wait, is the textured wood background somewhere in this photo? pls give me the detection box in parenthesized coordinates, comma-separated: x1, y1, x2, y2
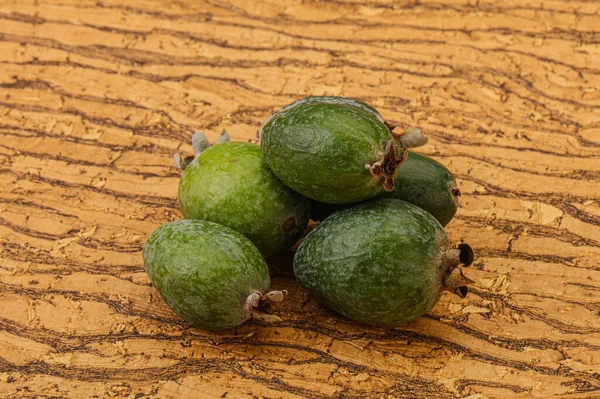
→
(1, 0, 599, 398)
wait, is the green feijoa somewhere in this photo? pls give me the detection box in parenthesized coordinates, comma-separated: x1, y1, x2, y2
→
(294, 198, 473, 327)
(384, 151, 459, 226)
(143, 219, 284, 330)
(310, 151, 460, 226)
(259, 96, 408, 204)
(260, 97, 432, 148)
(177, 133, 310, 257)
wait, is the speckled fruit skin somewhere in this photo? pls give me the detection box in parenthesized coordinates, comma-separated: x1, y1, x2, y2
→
(263, 96, 385, 124)
(260, 97, 398, 204)
(143, 219, 270, 330)
(294, 198, 450, 327)
(385, 151, 459, 226)
(310, 151, 459, 226)
(178, 142, 310, 257)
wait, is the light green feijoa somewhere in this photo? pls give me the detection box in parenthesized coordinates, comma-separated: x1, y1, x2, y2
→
(259, 96, 409, 204)
(177, 132, 310, 257)
(143, 219, 284, 330)
(294, 198, 473, 327)
(311, 151, 460, 226)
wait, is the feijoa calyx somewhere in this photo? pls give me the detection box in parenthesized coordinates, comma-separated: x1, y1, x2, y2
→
(294, 198, 473, 327)
(260, 96, 419, 204)
(311, 151, 460, 226)
(143, 219, 283, 330)
(177, 131, 310, 257)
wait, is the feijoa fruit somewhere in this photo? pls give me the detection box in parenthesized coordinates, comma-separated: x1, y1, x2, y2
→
(143, 219, 283, 330)
(259, 96, 410, 204)
(294, 198, 473, 327)
(177, 132, 310, 257)
(311, 151, 460, 226)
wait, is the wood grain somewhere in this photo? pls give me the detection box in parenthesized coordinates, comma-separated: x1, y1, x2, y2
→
(0, 0, 599, 397)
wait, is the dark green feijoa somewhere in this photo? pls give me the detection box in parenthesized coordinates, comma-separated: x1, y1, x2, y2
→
(176, 132, 310, 257)
(259, 96, 428, 149)
(144, 219, 284, 330)
(259, 96, 410, 204)
(294, 198, 473, 327)
(311, 151, 460, 226)
(385, 151, 459, 226)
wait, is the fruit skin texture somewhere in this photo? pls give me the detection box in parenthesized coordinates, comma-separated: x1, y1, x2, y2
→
(178, 141, 310, 257)
(385, 151, 458, 226)
(260, 96, 385, 126)
(143, 219, 270, 330)
(310, 151, 459, 226)
(294, 198, 451, 327)
(260, 97, 401, 204)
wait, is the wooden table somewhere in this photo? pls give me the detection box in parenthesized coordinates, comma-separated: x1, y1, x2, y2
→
(1, 1, 599, 398)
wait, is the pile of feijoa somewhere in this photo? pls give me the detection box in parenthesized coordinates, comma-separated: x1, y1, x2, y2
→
(144, 96, 474, 330)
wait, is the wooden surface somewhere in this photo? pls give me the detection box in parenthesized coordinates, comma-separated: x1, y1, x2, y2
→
(1, 0, 599, 398)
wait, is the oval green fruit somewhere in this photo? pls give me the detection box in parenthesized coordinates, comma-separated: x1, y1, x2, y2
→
(386, 151, 459, 226)
(260, 96, 408, 204)
(311, 151, 460, 226)
(178, 136, 310, 257)
(144, 219, 282, 330)
(294, 198, 473, 327)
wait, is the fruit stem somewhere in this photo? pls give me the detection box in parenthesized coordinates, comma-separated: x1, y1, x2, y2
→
(365, 139, 408, 191)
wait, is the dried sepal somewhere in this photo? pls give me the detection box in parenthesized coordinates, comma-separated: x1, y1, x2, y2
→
(174, 153, 195, 170)
(192, 131, 211, 156)
(365, 140, 408, 191)
(397, 128, 428, 148)
(214, 129, 231, 145)
(243, 291, 284, 323)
